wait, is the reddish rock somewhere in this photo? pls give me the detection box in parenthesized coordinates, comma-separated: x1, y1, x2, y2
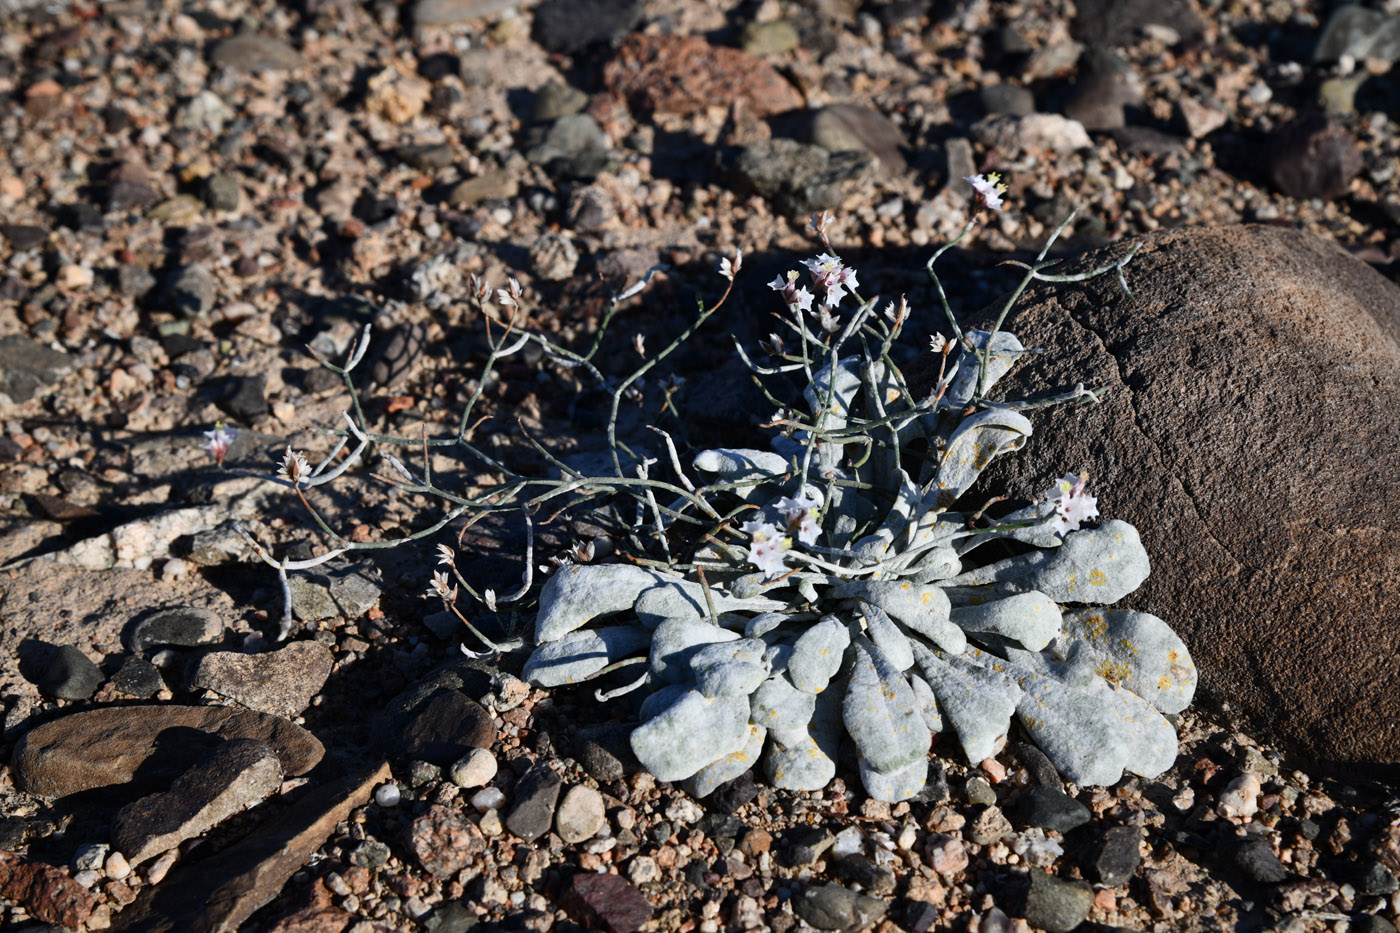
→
(562, 872, 654, 933)
(405, 804, 487, 878)
(264, 906, 354, 933)
(0, 850, 95, 928)
(12, 705, 323, 798)
(603, 34, 802, 119)
(962, 224, 1400, 774)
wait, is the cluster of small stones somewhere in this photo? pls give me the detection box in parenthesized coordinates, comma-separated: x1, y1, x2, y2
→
(524, 324, 1197, 802)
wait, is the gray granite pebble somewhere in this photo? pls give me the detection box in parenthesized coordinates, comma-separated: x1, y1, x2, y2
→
(794, 883, 887, 932)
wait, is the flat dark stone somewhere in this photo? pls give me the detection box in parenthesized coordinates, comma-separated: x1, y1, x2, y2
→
(1014, 785, 1091, 833)
(1023, 870, 1093, 933)
(1093, 824, 1142, 886)
(505, 762, 562, 843)
(395, 689, 496, 764)
(0, 223, 46, 250)
(127, 607, 224, 654)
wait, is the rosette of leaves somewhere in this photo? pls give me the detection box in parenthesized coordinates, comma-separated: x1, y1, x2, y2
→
(523, 225, 1197, 802)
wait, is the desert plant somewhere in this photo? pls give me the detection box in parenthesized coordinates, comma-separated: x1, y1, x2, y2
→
(226, 179, 1196, 800)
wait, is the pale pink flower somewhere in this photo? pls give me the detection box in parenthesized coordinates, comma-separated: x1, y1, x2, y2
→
(278, 446, 311, 485)
(803, 253, 859, 309)
(775, 492, 822, 546)
(718, 248, 743, 281)
(768, 272, 814, 313)
(1045, 472, 1098, 536)
(965, 173, 1008, 212)
(203, 422, 236, 465)
(742, 519, 788, 578)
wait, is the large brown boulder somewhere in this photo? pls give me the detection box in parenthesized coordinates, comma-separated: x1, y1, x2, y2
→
(969, 224, 1400, 775)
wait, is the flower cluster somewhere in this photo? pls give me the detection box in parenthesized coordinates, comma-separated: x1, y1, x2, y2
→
(1046, 472, 1099, 535)
(802, 253, 859, 308)
(742, 519, 789, 578)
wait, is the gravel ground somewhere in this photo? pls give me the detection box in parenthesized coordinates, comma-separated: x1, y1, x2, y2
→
(1, 0, 1399, 931)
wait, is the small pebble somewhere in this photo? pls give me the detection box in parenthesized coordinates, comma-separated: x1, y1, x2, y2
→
(1218, 772, 1262, 821)
(449, 748, 497, 789)
(146, 850, 177, 884)
(105, 851, 131, 881)
(479, 809, 504, 836)
(374, 782, 402, 808)
(472, 787, 506, 811)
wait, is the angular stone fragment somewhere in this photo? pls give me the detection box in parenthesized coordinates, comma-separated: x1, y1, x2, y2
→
(406, 803, 487, 878)
(108, 762, 388, 933)
(112, 738, 283, 866)
(13, 706, 323, 798)
(0, 849, 94, 927)
(562, 872, 653, 933)
(192, 640, 333, 718)
(506, 763, 563, 844)
(630, 690, 750, 782)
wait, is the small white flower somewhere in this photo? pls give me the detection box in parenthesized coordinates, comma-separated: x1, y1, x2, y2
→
(482, 588, 498, 611)
(775, 492, 822, 546)
(278, 446, 311, 485)
(1045, 472, 1099, 536)
(718, 248, 743, 281)
(427, 569, 456, 601)
(883, 295, 909, 325)
(965, 173, 1008, 212)
(742, 519, 789, 578)
(496, 277, 522, 308)
(768, 271, 814, 313)
(436, 544, 455, 567)
(202, 422, 236, 465)
(633, 333, 647, 357)
(807, 210, 834, 240)
(929, 333, 950, 353)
